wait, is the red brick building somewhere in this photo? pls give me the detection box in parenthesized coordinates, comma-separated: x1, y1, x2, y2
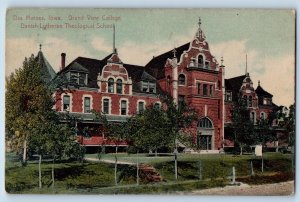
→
(37, 19, 279, 153)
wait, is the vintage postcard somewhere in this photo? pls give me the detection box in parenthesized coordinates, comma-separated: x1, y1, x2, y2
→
(5, 8, 295, 195)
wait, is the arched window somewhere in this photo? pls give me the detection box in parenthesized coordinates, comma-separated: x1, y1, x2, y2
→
(167, 75, 171, 86)
(178, 74, 185, 85)
(243, 95, 248, 106)
(250, 111, 256, 124)
(154, 102, 161, 110)
(198, 117, 213, 128)
(260, 112, 266, 120)
(248, 96, 253, 107)
(198, 55, 204, 67)
(108, 78, 114, 93)
(116, 79, 122, 94)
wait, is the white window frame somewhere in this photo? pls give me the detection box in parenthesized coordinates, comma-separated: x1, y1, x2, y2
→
(107, 77, 115, 93)
(120, 98, 129, 116)
(61, 93, 73, 112)
(137, 100, 146, 114)
(82, 95, 93, 113)
(102, 96, 111, 115)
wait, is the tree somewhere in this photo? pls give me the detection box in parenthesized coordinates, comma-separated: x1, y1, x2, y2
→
(230, 97, 255, 155)
(284, 104, 295, 146)
(6, 54, 84, 166)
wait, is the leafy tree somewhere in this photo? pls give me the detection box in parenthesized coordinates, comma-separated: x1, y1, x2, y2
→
(284, 104, 295, 146)
(230, 97, 255, 155)
(6, 54, 84, 166)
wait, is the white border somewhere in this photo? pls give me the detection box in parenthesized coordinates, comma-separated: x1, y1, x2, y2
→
(1, 1, 299, 202)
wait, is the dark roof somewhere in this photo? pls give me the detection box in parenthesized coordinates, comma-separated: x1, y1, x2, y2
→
(255, 85, 273, 98)
(57, 55, 155, 89)
(145, 42, 190, 79)
(225, 75, 246, 101)
(36, 51, 57, 85)
(67, 62, 89, 73)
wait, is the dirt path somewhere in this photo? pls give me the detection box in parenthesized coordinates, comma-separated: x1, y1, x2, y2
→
(84, 157, 134, 165)
(186, 181, 294, 195)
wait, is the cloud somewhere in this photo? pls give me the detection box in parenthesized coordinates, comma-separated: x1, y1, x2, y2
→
(91, 37, 112, 53)
(6, 37, 93, 76)
(210, 40, 294, 106)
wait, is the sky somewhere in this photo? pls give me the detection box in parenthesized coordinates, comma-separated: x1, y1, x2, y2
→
(5, 8, 295, 107)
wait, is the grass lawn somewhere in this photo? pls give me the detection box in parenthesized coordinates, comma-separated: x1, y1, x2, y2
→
(6, 152, 294, 194)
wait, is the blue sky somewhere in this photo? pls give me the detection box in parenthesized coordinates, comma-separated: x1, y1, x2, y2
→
(6, 8, 295, 106)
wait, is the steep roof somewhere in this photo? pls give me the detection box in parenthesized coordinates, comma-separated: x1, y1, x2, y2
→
(57, 55, 154, 90)
(36, 50, 57, 84)
(145, 42, 190, 79)
(255, 85, 273, 98)
(225, 75, 246, 101)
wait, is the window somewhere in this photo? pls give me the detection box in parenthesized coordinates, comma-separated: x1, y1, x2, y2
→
(218, 80, 221, 90)
(250, 111, 256, 124)
(178, 74, 185, 85)
(108, 78, 114, 93)
(203, 84, 208, 96)
(178, 95, 185, 108)
(138, 101, 145, 114)
(116, 79, 122, 94)
(263, 98, 271, 105)
(154, 102, 160, 110)
(149, 82, 156, 93)
(121, 100, 127, 115)
(70, 72, 78, 84)
(167, 76, 171, 87)
(225, 91, 232, 101)
(260, 112, 266, 120)
(63, 95, 70, 111)
(141, 81, 156, 93)
(70, 72, 87, 85)
(205, 61, 209, 69)
(84, 97, 91, 113)
(79, 73, 86, 85)
(243, 95, 248, 106)
(209, 85, 213, 96)
(198, 55, 204, 67)
(248, 96, 253, 107)
(198, 117, 213, 128)
(103, 99, 110, 114)
(197, 83, 201, 95)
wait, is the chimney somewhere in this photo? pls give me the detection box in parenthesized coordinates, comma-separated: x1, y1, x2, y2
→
(61, 53, 66, 70)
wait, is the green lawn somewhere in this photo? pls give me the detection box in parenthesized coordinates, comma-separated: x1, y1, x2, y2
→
(6, 152, 294, 194)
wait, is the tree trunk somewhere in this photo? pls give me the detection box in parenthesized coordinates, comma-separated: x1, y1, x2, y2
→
(39, 155, 42, 189)
(52, 158, 55, 189)
(22, 139, 27, 164)
(114, 155, 118, 186)
(115, 146, 118, 154)
(174, 153, 178, 180)
(155, 149, 158, 157)
(136, 152, 139, 186)
(240, 146, 243, 155)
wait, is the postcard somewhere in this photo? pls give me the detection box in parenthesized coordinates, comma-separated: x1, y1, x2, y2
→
(5, 8, 295, 195)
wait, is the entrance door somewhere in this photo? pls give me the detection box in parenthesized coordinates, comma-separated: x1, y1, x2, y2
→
(197, 135, 212, 150)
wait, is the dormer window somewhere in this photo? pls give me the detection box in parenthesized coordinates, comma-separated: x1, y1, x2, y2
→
(69, 72, 87, 86)
(263, 98, 272, 105)
(225, 91, 232, 101)
(141, 81, 156, 93)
